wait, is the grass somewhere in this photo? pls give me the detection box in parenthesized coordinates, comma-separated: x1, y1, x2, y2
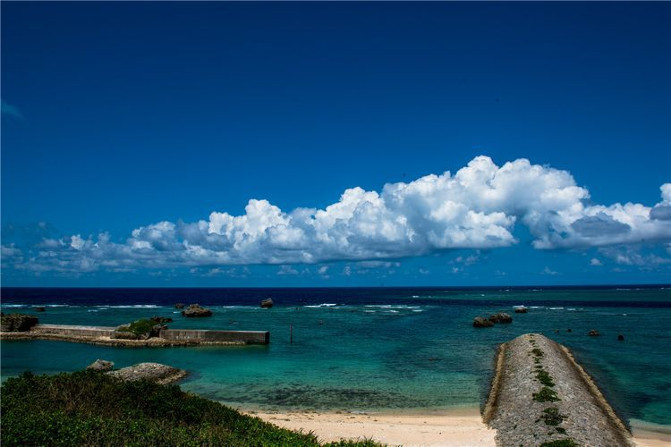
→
(1, 371, 382, 447)
(533, 386, 560, 403)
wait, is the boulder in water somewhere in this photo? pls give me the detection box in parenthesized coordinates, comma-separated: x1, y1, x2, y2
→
(260, 298, 274, 308)
(174, 303, 184, 309)
(181, 304, 213, 318)
(150, 316, 173, 324)
(588, 329, 600, 336)
(489, 312, 513, 323)
(473, 317, 495, 328)
(514, 306, 528, 313)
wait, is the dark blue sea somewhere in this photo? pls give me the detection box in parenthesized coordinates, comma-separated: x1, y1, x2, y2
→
(2, 286, 670, 433)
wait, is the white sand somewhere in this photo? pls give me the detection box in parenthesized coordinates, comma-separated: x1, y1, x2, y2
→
(248, 409, 669, 447)
(249, 408, 495, 447)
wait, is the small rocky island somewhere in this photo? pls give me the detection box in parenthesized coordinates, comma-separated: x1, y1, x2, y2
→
(181, 304, 213, 317)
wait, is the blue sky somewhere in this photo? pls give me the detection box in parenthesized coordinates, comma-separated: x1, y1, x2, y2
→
(2, 2, 670, 287)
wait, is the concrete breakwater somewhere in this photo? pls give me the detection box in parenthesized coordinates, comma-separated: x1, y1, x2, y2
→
(1, 324, 269, 346)
(484, 333, 634, 447)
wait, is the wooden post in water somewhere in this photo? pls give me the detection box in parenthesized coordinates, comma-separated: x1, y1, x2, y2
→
(290, 324, 293, 344)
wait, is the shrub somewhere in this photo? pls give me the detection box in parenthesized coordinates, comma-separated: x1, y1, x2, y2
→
(536, 369, 556, 387)
(116, 319, 161, 338)
(541, 407, 564, 426)
(533, 386, 560, 402)
(1, 371, 381, 447)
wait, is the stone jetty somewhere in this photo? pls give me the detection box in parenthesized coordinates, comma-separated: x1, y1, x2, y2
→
(484, 333, 634, 447)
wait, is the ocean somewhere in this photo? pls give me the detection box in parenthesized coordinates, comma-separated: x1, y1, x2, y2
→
(1, 286, 670, 432)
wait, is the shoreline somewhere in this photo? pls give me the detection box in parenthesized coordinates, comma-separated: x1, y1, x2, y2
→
(240, 407, 671, 447)
(245, 406, 496, 447)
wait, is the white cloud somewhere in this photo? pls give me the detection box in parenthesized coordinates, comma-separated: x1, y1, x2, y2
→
(6, 156, 671, 273)
(599, 246, 671, 267)
(542, 266, 559, 276)
(277, 265, 299, 276)
(589, 258, 603, 266)
(70, 235, 86, 250)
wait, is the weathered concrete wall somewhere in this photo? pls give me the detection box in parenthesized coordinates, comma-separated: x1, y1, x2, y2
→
(3, 324, 270, 346)
(159, 329, 269, 345)
(35, 324, 116, 338)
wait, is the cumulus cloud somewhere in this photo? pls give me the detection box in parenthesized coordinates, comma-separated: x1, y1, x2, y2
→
(598, 246, 671, 267)
(5, 156, 671, 273)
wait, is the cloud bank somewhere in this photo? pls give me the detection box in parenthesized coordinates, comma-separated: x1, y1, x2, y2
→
(4, 156, 671, 273)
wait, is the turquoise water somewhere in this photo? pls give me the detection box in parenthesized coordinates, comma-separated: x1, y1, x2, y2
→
(1, 287, 670, 430)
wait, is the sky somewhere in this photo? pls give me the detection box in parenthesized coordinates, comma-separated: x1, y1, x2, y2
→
(1, 1, 670, 287)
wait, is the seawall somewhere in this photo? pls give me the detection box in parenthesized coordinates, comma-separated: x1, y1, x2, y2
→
(485, 333, 634, 447)
(1, 324, 270, 346)
(160, 328, 269, 344)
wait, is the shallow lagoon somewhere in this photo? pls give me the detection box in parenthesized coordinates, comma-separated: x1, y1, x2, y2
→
(2, 287, 670, 428)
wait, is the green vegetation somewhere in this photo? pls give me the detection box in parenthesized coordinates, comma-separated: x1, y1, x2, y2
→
(536, 369, 556, 387)
(556, 427, 567, 434)
(116, 319, 160, 337)
(539, 439, 580, 447)
(540, 407, 564, 426)
(531, 348, 544, 357)
(533, 386, 560, 402)
(1, 371, 382, 447)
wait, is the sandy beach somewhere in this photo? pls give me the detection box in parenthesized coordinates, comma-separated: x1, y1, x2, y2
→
(249, 408, 496, 447)
(248, 408, 670, 447)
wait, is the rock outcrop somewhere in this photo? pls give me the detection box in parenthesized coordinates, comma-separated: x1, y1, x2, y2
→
(473, 317, 495, 328)
(473, 312, 512, 327)
(1, 313, 39, 332)
(87, 359, 115, 371)
(181, 304, 212, 318)
(107, 362, 187, 385)
(112, 319, 164, 340)
(150, 316, 173, 324)
(260, 298, 274, 308)
(514, 306, 528, 313)
(489, 312, 513, 323)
